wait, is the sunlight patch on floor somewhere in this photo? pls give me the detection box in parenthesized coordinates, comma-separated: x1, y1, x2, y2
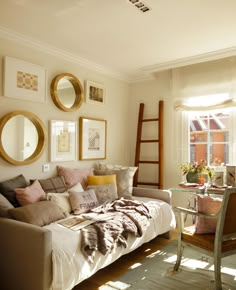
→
(129, 262, 142, 269)
(99, 281, 131, 290)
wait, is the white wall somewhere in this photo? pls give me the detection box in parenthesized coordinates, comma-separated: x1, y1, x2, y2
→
(130, 71, 182, 190)
(0, 37, 131, 181)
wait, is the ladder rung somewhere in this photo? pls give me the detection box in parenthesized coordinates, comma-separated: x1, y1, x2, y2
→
(138, 161, 159, 164)
(141, 139, 159, 143)
(142, 118, 159, 122)
(137, 182, 160, 186)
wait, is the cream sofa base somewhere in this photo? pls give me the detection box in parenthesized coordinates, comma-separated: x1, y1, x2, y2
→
(0, 187, 172, 290)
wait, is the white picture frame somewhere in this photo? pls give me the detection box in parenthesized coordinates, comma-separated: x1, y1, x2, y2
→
(79, 117, 107, 160)
(85, 80, 105, 105)
(3, 56, 47, 103)
(50, 120, 77, 162)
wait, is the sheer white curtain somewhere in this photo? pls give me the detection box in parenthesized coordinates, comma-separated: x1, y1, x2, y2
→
(172, 56, 236, 111)
(172, 56, 236, 164)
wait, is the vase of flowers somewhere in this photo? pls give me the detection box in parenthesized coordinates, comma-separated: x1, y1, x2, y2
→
(179, 160, 214, 185)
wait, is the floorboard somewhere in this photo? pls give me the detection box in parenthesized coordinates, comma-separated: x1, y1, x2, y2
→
(73, 230, 177, 290)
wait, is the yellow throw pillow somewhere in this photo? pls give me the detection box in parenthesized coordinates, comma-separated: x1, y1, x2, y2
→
(87, 175, 117, 193)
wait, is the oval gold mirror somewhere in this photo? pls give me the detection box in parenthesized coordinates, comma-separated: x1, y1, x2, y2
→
(50, 73, 84, 112)
(0, 111, 46, 165)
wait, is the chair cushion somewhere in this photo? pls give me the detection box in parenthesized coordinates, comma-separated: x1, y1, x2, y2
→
(195, 194, 222, 234)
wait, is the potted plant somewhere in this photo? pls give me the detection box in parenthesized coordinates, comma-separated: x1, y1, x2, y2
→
(179, 160, 214, 184)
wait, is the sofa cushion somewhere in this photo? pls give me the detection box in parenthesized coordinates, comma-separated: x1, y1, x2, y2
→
(69, 189, 99, 214)
(0, 174, 28, 207)
(57, 166, 94, 190)
(15, 180, 46, 206)
(96, 162, 138, 195)
(8, 201, 65, 226)
(0, 193, 14, 218)
(94, 168, 133, 198)
(87, 184, 118, 205)
(87, 174, 116, 187)
(47, 192, 72, 216)
(35, 176, 67, 193)
(195, 194, 222, 234)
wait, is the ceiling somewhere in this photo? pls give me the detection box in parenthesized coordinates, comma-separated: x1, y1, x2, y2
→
(1, 0, 236, 82)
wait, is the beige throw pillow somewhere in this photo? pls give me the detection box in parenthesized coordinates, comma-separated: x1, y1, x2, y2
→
(69, 189, 99, 214)
(8, 201, 65, 226)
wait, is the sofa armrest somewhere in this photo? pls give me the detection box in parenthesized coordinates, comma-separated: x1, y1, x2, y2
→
(132, 187, 172, 204)
(0, 218, 52, 290)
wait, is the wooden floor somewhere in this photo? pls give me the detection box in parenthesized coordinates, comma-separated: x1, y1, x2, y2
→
(73, 230, 178, 290)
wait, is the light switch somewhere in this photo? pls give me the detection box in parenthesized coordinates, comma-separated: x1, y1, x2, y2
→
(42, 164, 50, 172)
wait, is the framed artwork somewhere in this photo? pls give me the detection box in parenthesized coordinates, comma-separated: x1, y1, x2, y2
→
(79, 117, 107, 160)
(50, 120, 77, 162)
(3, 56, 47, 103)
(85, 80, 105, 105)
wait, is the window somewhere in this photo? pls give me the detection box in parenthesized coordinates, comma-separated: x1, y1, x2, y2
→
(188, 109, 232, 166)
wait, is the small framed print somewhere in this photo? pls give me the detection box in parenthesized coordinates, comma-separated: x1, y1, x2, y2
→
(79, 117, 107, 160)
(50, 120, 77, 162)
(3, 56, 47, 103)
(85, 80, 105, 105)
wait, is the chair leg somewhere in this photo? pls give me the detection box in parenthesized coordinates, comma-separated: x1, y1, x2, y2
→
(174, 241, 183, 271)
(214, 255, 222, 290)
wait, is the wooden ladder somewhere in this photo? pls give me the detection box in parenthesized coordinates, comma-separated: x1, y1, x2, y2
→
(133, 101, 164, 189)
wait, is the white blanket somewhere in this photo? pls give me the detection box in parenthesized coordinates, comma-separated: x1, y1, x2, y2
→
(44, 197, 176, 290)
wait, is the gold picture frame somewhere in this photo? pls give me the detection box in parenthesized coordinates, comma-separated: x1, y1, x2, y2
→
(3, 56, 47, 103)
(50, 120, 77, 162)
(79, 117, 107, 160)
(85, 80, 105, 105)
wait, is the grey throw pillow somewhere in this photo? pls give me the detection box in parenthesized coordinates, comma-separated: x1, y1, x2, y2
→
(94, 168, 131, 198)
(0, 193, 14, 218)
(0, 174, 28, 207)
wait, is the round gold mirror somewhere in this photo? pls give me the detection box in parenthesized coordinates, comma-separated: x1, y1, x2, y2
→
(0, 111, 46, 165)
(50, 73, 84, 112)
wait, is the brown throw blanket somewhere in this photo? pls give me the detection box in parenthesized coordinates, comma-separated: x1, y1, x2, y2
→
(80, 198, 152, 263)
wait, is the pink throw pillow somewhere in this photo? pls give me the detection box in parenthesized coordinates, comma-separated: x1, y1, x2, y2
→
(195, 194, 222, 234)
(15, 180, 46, 206)
(57, 166, 94, 190)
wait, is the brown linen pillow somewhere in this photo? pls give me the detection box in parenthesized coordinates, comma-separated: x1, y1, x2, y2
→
(0, 193, 14, 218)
(8, 201, 65, 226)
(0, 174, 28, 207)
(69, 189, 99, 214)
(34, 176, 67, 193)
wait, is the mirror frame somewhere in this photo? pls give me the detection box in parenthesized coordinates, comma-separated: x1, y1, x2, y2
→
(50, 73, 84, 112)
(0, 111, 46, 165)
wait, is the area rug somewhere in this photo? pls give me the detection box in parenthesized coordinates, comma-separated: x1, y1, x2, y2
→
(100, 240, 236, 290)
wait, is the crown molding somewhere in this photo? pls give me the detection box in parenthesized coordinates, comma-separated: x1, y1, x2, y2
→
(142, 47, 236, 74)
(0, 25, 129, 82)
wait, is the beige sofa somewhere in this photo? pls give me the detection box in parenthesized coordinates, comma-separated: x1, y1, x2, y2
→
(0, 187, 175, 290)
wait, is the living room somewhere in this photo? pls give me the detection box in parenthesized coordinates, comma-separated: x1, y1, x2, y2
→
(0, 1, 236, 289)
